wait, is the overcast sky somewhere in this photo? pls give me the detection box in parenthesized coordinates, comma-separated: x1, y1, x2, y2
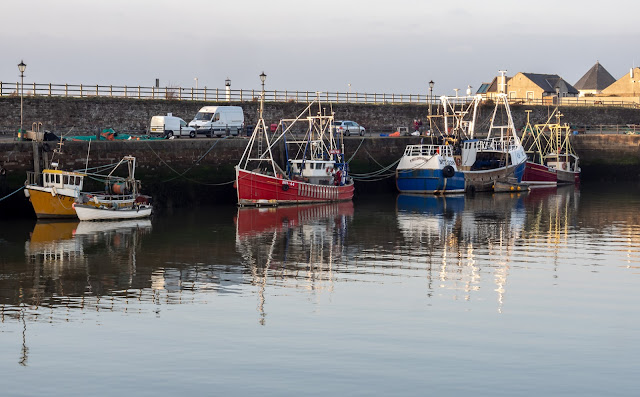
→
(1, 0, 638, 96)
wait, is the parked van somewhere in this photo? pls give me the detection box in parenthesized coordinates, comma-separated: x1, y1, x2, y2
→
(188, 106, 244, 137)
(150, 113, 196, 138)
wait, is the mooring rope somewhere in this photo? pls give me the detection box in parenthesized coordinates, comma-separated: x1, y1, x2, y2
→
(0, 186, 25, 202)
(144, 137, 240, 186)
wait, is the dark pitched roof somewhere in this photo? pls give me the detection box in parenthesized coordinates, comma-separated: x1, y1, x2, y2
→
(574, 62, 616, 91)
(521, 73, 579, 94)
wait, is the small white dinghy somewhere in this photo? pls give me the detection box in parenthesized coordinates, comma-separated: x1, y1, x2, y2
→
(74, 202, 152, 221)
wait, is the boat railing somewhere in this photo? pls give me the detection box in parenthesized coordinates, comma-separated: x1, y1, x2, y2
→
(476, 137, 520, 152)
(25, 171, 41, 186)
(404, 144, 452, 157)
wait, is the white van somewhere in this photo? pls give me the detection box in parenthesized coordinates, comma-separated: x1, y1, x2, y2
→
(150, 113, 196, 138)
(188, 106, 245, 137)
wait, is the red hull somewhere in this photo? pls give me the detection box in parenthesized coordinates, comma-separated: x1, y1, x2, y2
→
(235, 202, 354, 238)
(236, 169, 354, 206)
(522, 161, 557, 186)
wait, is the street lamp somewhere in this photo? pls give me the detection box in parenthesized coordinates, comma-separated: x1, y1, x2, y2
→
(225, 77, 231, 102)
(259, 71, 267, 119)
(18, 60, 26, 139)
(428, 80, 434, 116)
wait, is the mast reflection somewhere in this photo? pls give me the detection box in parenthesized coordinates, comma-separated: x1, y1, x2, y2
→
(235, 202, 354, 324)
(395, 193, 528, 312)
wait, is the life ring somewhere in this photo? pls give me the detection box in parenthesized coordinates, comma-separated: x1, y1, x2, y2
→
(282, 184, 290, 191)
(455, 157, 461, 167)
(326, 167, 333, 175)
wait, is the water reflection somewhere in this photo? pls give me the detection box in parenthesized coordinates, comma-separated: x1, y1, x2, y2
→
(235, 202, 354, 324)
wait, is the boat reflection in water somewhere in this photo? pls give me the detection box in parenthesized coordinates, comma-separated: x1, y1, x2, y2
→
(392, 187, 580, 312)
(14, 220, 152, 317)
(235, 202, 354, 324)
(394, 192, 528, 312)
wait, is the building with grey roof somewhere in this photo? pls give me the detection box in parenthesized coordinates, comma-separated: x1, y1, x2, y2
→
(574, 62, 616, 96)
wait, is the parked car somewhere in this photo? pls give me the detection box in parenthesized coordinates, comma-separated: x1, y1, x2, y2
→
(188, 106, 245, 137)
(332, 120, 366, 136)
(150, 113, 196, 138)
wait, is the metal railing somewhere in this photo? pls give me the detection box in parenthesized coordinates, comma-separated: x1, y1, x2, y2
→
(0, 81, 434, 105)
(1, 81, 638, 108)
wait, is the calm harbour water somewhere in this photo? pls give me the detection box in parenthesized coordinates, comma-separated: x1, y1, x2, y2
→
(1, 182, 639, 396)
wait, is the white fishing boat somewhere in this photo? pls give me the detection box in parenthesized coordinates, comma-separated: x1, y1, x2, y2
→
(74, 156, 152, 221)
(412, 91, 527, 193)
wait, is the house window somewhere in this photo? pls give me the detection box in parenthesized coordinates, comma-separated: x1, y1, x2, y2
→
(508, 91, 517, 100)
(526, 91, 534, 101)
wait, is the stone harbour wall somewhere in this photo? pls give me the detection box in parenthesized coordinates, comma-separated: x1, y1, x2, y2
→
(2, 96, 640, 136)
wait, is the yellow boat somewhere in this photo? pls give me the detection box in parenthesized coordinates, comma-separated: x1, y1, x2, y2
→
(24, 168, 86, 219)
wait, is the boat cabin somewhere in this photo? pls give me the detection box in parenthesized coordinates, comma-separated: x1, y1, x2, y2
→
(289, 159, 338, 185)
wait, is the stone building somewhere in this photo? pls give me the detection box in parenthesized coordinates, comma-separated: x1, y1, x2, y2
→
(479, 72, 578, 103)
(601, 67, 640, 97)
(574, 61, 616, 96)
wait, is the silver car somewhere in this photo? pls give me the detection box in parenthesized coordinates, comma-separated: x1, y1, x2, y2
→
(332, 120, 366, 136)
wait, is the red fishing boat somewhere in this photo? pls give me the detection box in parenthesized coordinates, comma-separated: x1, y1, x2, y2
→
(235, 75, 354, 206)
(521, 108, 580, 186)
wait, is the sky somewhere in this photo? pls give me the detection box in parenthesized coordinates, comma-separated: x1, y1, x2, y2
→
(1, 0, 639, 97)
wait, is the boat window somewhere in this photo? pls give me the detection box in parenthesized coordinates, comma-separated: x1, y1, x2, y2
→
(63, 175, 69, 185)
(55, 174, 60, 184)
(316, 163, 323, 170)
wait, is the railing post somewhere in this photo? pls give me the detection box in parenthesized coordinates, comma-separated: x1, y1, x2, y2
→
(306, 91, 309, 102)
(79, 84, 83, 98)
(125, 85, 127, 98)
(204, 87, 207, 101)
(96, 84, 99, 96)
(138, 86, 141, 99)
(65, 83, 68, 97)
(240, 89, 243, 102)
(49, 83, 52, 97)
(216, 88, 219, 101)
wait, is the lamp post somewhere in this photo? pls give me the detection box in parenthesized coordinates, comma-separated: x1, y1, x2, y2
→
(428, 80, 434, 116)
(194, 77, 198, 100)
(259, 71, 266, 119)
(347, 83, 351, 103)
(225, 77, 231, 102)
(18, 60, 26, 139)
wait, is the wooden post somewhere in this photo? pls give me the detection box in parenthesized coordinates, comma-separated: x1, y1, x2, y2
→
(96, 84, 99, 96)
(125, 85, 127, 98)
(80, 84, 83, 98)
(65, 83, 68, 97)
(49, 83, 52, 97)
(110, 85, 113, 97)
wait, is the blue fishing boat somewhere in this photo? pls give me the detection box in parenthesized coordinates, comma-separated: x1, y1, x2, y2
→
(396, 144, 465, 194)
